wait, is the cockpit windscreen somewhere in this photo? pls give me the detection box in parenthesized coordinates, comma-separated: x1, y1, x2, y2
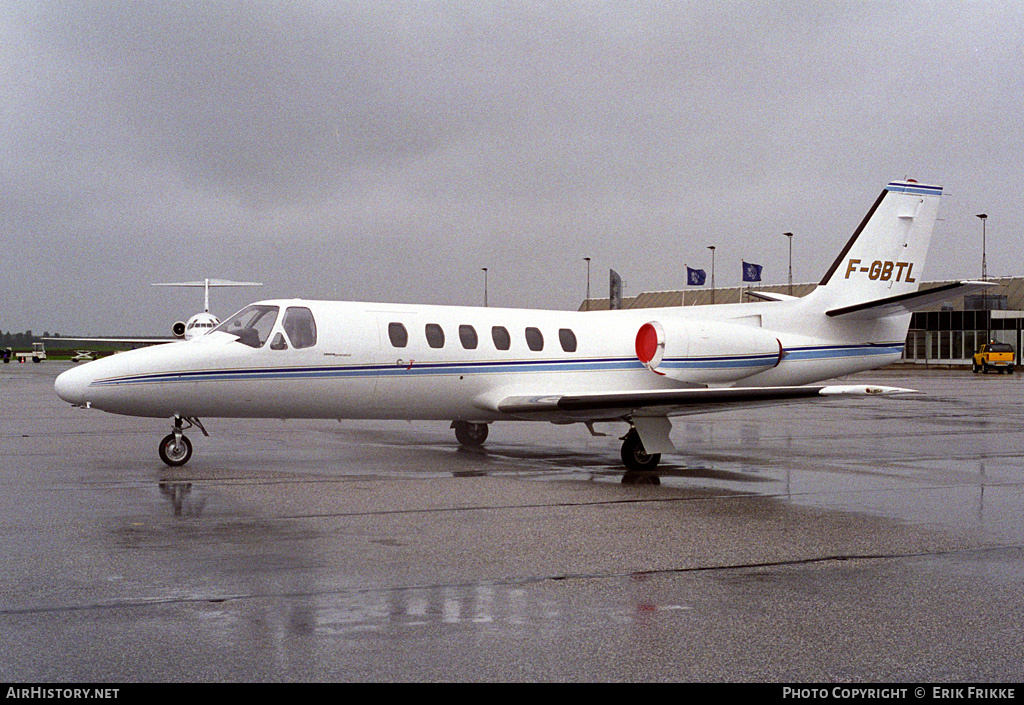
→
(213, 305, 280, 348)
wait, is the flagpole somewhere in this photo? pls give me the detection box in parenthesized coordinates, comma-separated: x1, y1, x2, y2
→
(784, 232, 793, 296)
(707, 246, 716, 305)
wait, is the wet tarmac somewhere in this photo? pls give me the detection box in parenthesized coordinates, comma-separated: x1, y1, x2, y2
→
(2, 362, 1023, 682)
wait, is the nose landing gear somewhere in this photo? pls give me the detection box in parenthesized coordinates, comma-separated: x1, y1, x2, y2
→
(158, 416, 207, 467)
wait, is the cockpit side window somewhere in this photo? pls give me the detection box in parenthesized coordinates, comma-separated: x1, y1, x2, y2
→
(213, 305, 280, 348)
(283, 307, 317, 349)
(269, 332, 289, 351)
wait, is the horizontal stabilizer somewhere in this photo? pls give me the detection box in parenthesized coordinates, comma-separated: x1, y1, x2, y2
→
(151, 280, 263, 288)
(826, 281, 995, 319)
(487, 384, 914, 422)
(746, 290, 799, 302)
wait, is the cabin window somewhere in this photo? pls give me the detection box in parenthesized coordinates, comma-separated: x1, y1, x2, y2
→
(388, 322, 408, 348)
(459, 325, 478, 350)
(425, 323, 445, 348)
(492, 326, 511, 351)
(559, 328, 577, 353)
(214, 304, 279, 348)
(525, 327, 544, 351)
(283, 307, 317, 349)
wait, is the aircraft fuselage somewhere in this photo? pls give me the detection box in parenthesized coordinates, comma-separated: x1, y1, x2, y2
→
(55, 296, 907, 422)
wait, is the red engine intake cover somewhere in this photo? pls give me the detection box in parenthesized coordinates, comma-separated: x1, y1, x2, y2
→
(635, 322, 660, 364)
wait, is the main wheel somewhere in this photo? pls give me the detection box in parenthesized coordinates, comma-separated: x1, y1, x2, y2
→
(453, 421, 489, 446)
(620, 430, 661, 472)
(159, 433, 193, 467)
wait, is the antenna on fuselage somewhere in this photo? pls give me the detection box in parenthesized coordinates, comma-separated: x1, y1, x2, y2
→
(152, 279, 263, 312)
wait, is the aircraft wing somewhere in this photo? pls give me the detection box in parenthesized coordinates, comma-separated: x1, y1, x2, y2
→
(484, 383, 914, 455)
(485, 384, 915, 422)
(826, 280, 995, 319)
(45, 336, 176, 345)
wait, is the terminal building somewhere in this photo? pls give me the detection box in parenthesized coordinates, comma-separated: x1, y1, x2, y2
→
(581, 276, 1024, 367)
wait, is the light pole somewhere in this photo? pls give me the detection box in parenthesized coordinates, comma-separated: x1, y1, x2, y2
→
(583, 257, 591, 311)
(707, 246, 716, 304)
(976, 214, 988, 280)
(976, 213, 990, 345)
(784, 232, 793, 295)
(482, 267, 488, 307)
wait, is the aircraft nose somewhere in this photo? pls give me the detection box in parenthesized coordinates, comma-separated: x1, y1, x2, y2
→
(55, 364, 92, 406)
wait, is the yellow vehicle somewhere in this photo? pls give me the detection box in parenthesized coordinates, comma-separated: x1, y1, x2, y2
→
(972, 342, 1015, 374)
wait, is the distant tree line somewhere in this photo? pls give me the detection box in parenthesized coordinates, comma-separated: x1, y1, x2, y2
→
(1, 330, 55, 348)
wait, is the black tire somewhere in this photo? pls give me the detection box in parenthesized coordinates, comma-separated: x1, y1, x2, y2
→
(159, 433, 193, 467)
(453, 421, 489, 446)
(620, 429, 661, 472)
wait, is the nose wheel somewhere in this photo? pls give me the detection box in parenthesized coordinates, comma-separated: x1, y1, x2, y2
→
(158, 416, 207, 467)
(159, 433, 193, 466)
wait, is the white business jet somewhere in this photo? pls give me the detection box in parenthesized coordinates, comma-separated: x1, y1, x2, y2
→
(154, 279, 263, 340)
(55, 180, 991, 473)
(48, 279, 263, 346)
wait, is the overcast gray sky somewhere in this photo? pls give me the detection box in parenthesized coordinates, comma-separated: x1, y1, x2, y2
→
(3, 1, 1022, 336)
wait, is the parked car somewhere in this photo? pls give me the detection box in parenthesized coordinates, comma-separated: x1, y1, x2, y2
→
(973, 342, 1015, 374)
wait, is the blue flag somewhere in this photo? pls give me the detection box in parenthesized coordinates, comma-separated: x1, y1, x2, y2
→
(742, 261, 762, 282)
(686, 266, 706, 286)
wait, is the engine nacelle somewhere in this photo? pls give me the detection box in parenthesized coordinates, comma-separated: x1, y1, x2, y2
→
(172, 321, 187, 338)
(635, 319, 783, 383)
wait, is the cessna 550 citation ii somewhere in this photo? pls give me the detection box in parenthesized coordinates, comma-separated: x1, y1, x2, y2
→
(55, 180, 991, 474)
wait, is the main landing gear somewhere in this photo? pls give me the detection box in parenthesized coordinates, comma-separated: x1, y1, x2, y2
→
(620, 428, 661, 471)
(158, 416, 207, 467)
(452, 420, 489, 447)
(619, 428, 662, 485)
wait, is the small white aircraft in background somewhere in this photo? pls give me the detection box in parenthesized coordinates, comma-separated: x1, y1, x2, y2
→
(48, 278, 262, 346)
(154, 279, 263, 340)
(55, 180, 992, 475)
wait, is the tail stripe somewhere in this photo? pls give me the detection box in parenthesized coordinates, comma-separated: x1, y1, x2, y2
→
(885, 181, 942, 196)
(818, 190, 887, 287)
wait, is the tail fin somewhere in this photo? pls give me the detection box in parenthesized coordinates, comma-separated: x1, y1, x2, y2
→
(813, 180, 942, 310)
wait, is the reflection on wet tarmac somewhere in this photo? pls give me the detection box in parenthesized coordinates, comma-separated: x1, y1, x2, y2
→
(190, 579, 692, 648)
(159, 481, 206, 517)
